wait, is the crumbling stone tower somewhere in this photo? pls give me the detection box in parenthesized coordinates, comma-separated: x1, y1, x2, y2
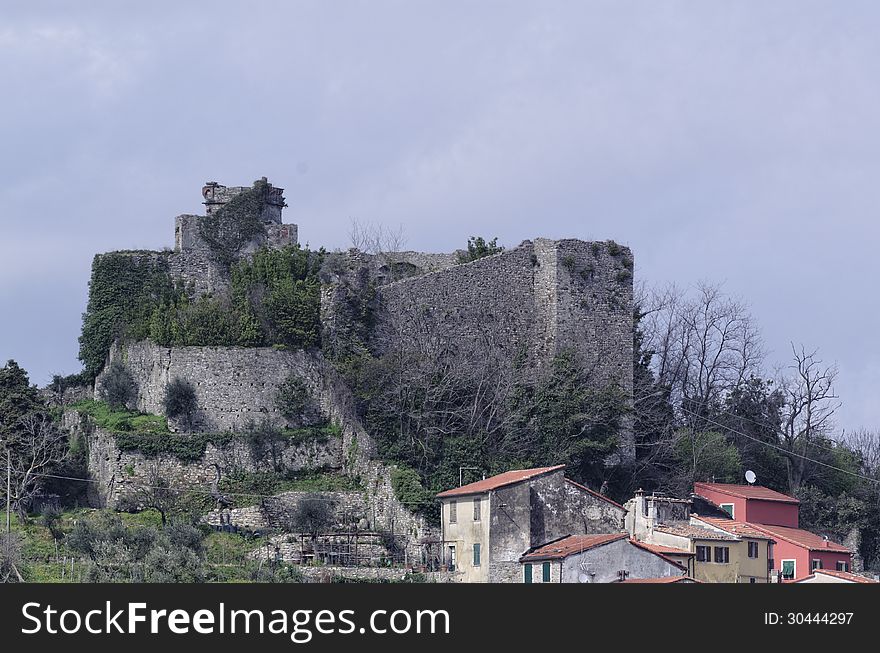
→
(170, 178, 298, 294)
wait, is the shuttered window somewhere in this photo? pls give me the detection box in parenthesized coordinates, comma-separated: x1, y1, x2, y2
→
(524, 564, 533, 584)
(542, 562, 551, 582)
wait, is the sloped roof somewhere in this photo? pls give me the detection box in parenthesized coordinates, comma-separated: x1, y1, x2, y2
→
(616, 577, 700, 584)
(694, 482, 799, 504)
(748, 523, 851, 553)
(654, 523, 739, 541)
(628, 539, 688, 570)
(691, 515, 775, 540)
(436, 465, 565, 498)
(794, 569, 878, 584)
(519, 534, 628, 562)
(630, 540, 695, 557)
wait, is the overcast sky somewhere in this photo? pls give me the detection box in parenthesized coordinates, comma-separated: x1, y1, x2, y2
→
(1, 1, 878, 434)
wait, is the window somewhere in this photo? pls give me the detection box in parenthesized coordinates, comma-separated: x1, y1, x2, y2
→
(524, 563, 533, 584)
(836, 561, 849, 572)
(748, 541, 759, 558)
(473, 543, 481, 567)
(449, 500, 457, 524)
(696, 545, 710, 562)
(781, 559, 796, 580)
(448, 545, 456, 572)
(473, 498, 481, 521)
(812, 559, 823, 571)
(720, 503, 735, 518)
(542, 562, 551, 583)
(713, 546, 730, 564)
(749, 577, 756, 584)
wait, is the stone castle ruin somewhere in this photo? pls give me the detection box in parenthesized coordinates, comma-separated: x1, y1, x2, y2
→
(70, 178, 635, 568)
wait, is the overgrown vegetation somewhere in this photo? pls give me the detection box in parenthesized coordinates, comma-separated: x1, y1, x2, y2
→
(97, 360, 138, 409)
(198, 179, 270, 269)
(218, 471, 361, 508)
(162, 377, 198, 422)
(457, 236, 504, 264)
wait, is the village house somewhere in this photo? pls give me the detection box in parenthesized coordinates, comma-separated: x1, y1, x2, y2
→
(436, 465, 626, 582)
(625, 491, 774, 583)
(693, 482, 853, 581)
(518, 533, 687, 583)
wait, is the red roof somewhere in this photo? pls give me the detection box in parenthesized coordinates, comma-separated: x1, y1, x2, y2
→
(564, 478, 626, 510)
(520, 533, 628, 561)
(794, 569, 878, 584)
(748, 523, 851, 553)
(691, 515, 775, 540)
(630, 540, 695, 556)
(436, 465, 564, 498)
(616, 577, 700, 584)
(628, 539, 688, 570)
(694, 482, 799, 504)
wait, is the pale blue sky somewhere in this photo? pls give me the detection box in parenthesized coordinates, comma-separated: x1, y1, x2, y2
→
(1, 1, 878, 433)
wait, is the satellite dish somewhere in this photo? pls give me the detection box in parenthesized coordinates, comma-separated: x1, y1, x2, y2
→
(745, 470, 757, 485)
(578, 573, 589, 584)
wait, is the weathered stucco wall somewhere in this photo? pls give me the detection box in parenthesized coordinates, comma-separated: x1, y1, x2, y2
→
(486, 470, 627, 583)
(557, 538, 684, 584)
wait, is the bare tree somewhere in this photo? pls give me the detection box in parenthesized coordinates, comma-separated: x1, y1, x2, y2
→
(842, 429, 880, 476)
(7, 413, 67, 519)
(348, 219, 409, 281)
(778, 344, 840, 492)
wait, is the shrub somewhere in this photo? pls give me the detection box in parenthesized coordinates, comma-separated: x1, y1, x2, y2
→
(97, 360, 138, 410)
(163, 377, 198, 422)
(288, 495, 336, 537)
(275, 376, 310, 420)
(457, 236, 504, 264)
(390, 466, 436, 520)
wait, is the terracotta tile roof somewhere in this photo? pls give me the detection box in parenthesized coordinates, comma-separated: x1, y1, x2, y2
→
(691, 515, 775, 540)
(436, 465, 565, 498)
(795, 569, 878, 584)
(630, 540, 695, 556)
(654, 523, 739, 541)
(694, 482, 799, 504)
(616, 577, 700, 584)
(628, 539, 688, 570)
(519, 533, 628, 562)
(747, 523, 851, 553)
(564, 478, 626, 510)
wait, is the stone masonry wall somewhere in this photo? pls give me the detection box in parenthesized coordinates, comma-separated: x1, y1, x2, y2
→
(375, 238, 635, 458)
(94, 341, 437, 554)
(65, 411, 340, 508)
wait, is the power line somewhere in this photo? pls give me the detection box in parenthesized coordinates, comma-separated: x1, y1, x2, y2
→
(679, 406, 880, 486)
(28, 471, 433, 506)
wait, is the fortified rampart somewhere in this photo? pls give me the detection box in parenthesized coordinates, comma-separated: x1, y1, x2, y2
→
(94, 341, 436, 552)
(373, 238, 635, 458)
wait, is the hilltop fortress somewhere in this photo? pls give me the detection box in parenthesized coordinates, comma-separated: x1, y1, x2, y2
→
(72, 178, 635, 564)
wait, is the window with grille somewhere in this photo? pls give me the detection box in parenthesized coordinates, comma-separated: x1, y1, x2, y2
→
(473, 498, 481, 521)
(449, 500, 457, 524)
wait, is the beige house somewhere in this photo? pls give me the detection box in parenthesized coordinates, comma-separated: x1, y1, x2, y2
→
(625, 491, 774, 583)
(436, 465, 626, 583)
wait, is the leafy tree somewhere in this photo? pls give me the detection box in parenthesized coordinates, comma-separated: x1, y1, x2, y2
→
(162, 377, 198, 425)
(97, 360, 137, 410)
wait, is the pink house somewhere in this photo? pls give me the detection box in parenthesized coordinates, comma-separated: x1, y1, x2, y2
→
(693, 482, 799, 527)
(694, 482, 853, 581)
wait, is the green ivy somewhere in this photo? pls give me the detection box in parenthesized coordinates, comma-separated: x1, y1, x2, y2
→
(78, 253, 178, 379)
(198, 179, 269, 269)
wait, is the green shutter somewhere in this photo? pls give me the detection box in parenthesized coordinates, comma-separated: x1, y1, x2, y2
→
(782, 560, 795, 578)
(542, 561, 551, 582)
(473, 543, 481, 567)
(524, 564, 533, 584)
